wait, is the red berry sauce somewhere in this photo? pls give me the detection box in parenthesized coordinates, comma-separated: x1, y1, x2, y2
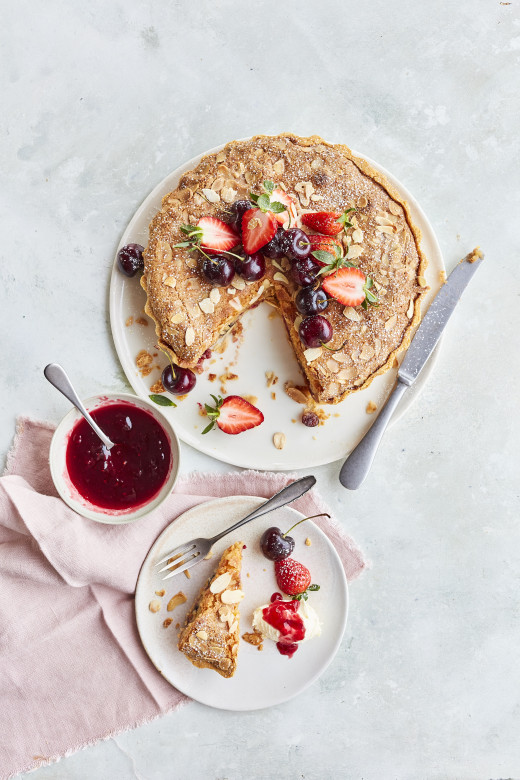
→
(262, 599, 305, 658)
(66, 403, 171, 511)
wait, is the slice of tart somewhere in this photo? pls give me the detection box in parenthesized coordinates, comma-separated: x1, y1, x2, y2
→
(178, 541, 244, 678)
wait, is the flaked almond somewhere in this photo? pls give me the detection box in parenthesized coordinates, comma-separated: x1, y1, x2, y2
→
(359, 344, 375, 361)
(357, 195, 368, 208)
(388, 201, 401, 216)
(377, 225, 395, 235)
(216, 150, 226, 163)
(333, 351, 350, 363)
(201, 188, 220, 203)
(221, 187, 237, 203)
(273, 271, 290, 285)
(304, 347, 323, 363)
(385, 314, 398, 331)
(196, 630, 209, 640)
(273, 159, 285, 176)
(346, 244, 363, 260)
(199, 298, 215, 314)
(149, 600, 161, 613)
(407, 299, 415, 318)
(338, 367, 357, 380)
(163, 276, 177, 288)
(231, 277, 246, 290)
(273, 432, 286, 450)
(305, 537, 312, 546)
(229, 297, 242, 311)
(185, 326, 195, 346)
(155, 589, 166, 597)
(163, 618, 173, 628)
(418, 276, 428, 288)
(209, 572, 232, 594)
(220, 589, 245, 604)
(211, 176, 225, 192)
(326, 358, 340, 373)
(209, 288, 221, 304)
(167, 592, 187, 611)
(284, 382, 308, 404)
(229, 621, 239, 634)
(343, 306, 362, 322)
(293, 315, 303, 332)
(352, 228, 364, 243)
(156, 240, 172, 262)
(169, 311, 184, 324)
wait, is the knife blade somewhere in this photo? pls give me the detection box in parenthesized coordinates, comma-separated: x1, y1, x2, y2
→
(339, 248, 484, 490)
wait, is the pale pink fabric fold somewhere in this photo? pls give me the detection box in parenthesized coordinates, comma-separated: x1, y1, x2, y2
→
(0, 417, 366, 779)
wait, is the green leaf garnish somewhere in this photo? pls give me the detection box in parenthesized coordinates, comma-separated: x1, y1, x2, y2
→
(149, 394, 177, 407)
(263, 180, 275, 194)
(269, 200, 286, 214)
(201, 394, 224, 434)
(292, 584, 320, 601)
(249, 181, 287, 215)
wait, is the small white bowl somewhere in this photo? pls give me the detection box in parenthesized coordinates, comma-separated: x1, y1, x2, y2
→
(49, 393, 180, 524)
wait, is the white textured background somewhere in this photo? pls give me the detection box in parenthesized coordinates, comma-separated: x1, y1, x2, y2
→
(2, 1, 519, 778)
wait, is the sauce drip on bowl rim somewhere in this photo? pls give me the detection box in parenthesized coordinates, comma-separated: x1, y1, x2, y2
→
(65, 402, 171, 511)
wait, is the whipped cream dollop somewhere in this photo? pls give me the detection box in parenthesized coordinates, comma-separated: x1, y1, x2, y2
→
(252, 597, 322, 645)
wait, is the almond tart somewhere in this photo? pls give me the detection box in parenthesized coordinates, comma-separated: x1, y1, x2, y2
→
(142, 133, 427, 404)
(177, 541, 243, 678)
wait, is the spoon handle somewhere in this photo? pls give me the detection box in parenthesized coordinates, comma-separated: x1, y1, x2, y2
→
(44, 363, 114, 449)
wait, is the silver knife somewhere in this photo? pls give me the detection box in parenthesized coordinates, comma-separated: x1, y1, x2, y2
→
(339, 248, 484, 490)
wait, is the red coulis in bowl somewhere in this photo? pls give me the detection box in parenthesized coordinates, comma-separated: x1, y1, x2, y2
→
(66, 403, 171, 511)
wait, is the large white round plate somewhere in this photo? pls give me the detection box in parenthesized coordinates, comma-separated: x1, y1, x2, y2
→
(110, 141, 444, 470)
(135, 496, 348, 711)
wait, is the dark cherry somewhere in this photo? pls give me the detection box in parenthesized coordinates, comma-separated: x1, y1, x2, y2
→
(302, 411, 320, 428)
(260, 526, 295, 561)
(161, 364, 196, 395)
(282, 228, 311, 261)
(262, 228, 287, 259)
(295, 287, 328, 316)
(228, 200, 253, 233)
(201, 254, 235, 286)
(290, 256, 320, 287)
(117, 243, 144, 277)
(299, 314, 333, 348)
(234, 251, 265, 281)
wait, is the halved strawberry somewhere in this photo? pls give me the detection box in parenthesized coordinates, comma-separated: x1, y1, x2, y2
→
(307, 234, 342, 264)
(202, 394, 264, 435)
(241, 208, 278, 254)
(272, 188, 298, 226)
(322, 267, 367, 307)
(301, 209, 354, 236)
(197, 216, 239, 253)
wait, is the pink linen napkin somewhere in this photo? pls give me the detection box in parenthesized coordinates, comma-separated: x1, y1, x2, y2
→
(0, 417, 366, 779)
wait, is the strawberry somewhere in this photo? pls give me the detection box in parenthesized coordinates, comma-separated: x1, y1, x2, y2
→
(271, 188, 298, 226)
(241, 208, 278, 254)
(197, 216, 239, 253)
(202, 394, 264, 435)
(301, 209, 355, 236)
(321, 267, 367, 307)
(307, 234, 342, 264)
(274, 558, 312, 596)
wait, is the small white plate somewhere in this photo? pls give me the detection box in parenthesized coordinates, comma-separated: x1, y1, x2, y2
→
(135, 496, 348, 711)
(110, 142, 445, 470)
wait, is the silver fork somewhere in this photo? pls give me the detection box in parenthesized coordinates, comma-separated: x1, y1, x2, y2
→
(155, 475, 316, 580)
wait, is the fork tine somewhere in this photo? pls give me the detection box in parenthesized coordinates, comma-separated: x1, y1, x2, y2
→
(161, 552, 201, 580)
(156, 544, 197, 574)
(155, 541, 197, 566)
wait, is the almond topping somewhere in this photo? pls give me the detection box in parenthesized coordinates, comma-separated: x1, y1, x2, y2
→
(211, 176, 225, 192)
(418, 276, 428, 288)
(221, 187, 237, 203)
(338, 367, 357, 380)
(326, 359, 340, 373)
(210, 572, 232, 594)
(385, 314, 398, 331)
(199, 298, 215, 314)
(366, 401, 377, 414)
(352, 228, 364, 243)
(304, 347, 323, 363)
(231, 277, 246, 290)
(209, 287, 221, 304)
(196, 630, 209, 640)
(273, 159, 285, 175)
(273, 271, 290, 285)
(388, 201, 401, 216)
(407, 299, 415, 318)
(357, 195, 368, 208)
(167, 592, 187, 611)
(346, 244, 363, 260)
(343, 306, 362, 322)
(201, 188, 220, 203)
(149, 600, 161, 613)
(163, 276, 177, 288)
(229, 297, 243, 311)
(359, 344, 375, 361)
(220, 589, 245, 604)
(185, 326, 195, 346)
(273, 432, 286, 450)
(169, 311, 184, 324)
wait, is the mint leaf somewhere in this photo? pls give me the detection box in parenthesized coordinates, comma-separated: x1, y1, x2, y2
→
(312, 250, 335, 265)
(149, 394, 176, 407)
(269, 201, 286, 214)
(256, 194, 271, 211)
(263, 180, 275, 194)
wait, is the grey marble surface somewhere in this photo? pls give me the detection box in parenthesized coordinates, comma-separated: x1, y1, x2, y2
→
(2, 0, 519, 778)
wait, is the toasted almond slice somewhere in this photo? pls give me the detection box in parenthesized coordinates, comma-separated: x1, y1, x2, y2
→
(377, 225, 395, 235)
(169, 311, 184, 325)
(346, 244, 363, 260)
(196, 630, 209, 640)
(352, 228, 364, 243)
(343, 306, 362, 322)
(229, 620, 239, 634)
(359, 344, 375, 361)
(199, 298, 215, 314)
(326, 358, 340, 373)
(407, 299, 414, 318)
(211, 176, 225, 192)
(388, 201, 401, 216)
(338, 367, 357, 380)
(303, 347, 323, 363)
(229, 297, 242, 311)
(149, 600, 161, 613)
(216, 150, 226, 163)
(167, 592, 187, 611)
(221, 589, 245, 604)
(163, 276, 177, 288)
(273, 159, 285, 176)
(273, 271, 290, 284)
(185, 326, 195, 346)
(273, 432, 286, 450)
(231, 277, 246, 290)
(210, 572, 232, 594)
(385, 314, 398, 331)
(294, 315, 303, 332)
(201, 188, 220, 203)
(418, 276, 428, 288)
(209, 288, 221, 304)
(357, 195, 368, 208)
(221, 187, 237, 203)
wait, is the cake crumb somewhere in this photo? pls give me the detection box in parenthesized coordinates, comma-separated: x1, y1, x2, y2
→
(149, 600, 161, 613)
(135, 316, 148, 326)
(439, 269, 447, 284)
(155, 589, 166, 597)
(150, 380, 165, 394)
(305, 537, 312, 546)
(204, 550, 214, 560)
(242, 630, 264, 650)
(265, 370, 278, 387)
(167, 592, 187, 612)
(208, 373, 217, 382)
(175, 622, 180, 629)
(184, 570, 191, 579)
(366, 401, 377, 414)
(125, 316, 134, 327)
(243, 395, 258, 406)
(163, 618, 173, 628)
(271, 391, 276, 400)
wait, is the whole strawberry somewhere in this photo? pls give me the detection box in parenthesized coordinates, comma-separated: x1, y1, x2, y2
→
(274, 557, 319, 597)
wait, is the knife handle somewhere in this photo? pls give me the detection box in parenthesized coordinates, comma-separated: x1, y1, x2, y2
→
(339, 379, 408, 490)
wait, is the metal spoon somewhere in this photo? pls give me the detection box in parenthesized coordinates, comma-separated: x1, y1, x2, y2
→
(44, 363, 115, 450)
